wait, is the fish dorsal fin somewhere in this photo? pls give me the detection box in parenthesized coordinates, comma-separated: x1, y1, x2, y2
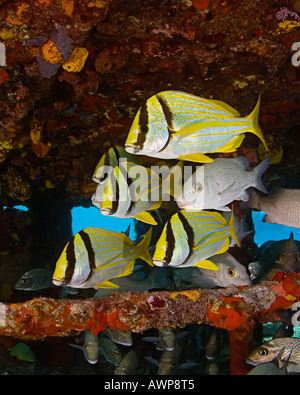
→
(213, 134, 245, 153)
(193, 259, 219, 270)
(178, 153, 213, 163)
(94, 280, 120, 289)
(135, 211, 158, 225)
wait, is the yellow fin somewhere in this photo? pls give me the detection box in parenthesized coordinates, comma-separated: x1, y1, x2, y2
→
(136, 227, 154, 267)
(135, 212, 157, 225)
(94, 280, 120, 289)
(247, 93, 268, 151)
(229, 210, 240, 246)
(213, 134, 245, 153)
(194, 259, 219, 270)
(178, 153, 213, 163)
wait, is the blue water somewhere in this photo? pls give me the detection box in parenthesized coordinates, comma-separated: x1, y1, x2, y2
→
(71, 206, 136, 239)
(252, 210, 300, 247)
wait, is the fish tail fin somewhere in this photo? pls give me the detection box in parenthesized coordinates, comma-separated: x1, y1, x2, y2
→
(247, 94, 268, 151)
(229, 210, 240, 247)
(136, 227, 154, 267)
(252, 157, 270, 194)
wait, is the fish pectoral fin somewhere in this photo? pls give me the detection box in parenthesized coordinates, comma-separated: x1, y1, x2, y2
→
(94, 280, 120, 289)
(178, 153, 213, 163)
(193, 259, 219, 270)
(134, 212, 157, 225)
(213, 134, 245, 153)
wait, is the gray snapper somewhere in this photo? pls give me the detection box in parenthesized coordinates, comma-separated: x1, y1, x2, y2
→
(176, 156, 269, 211)
(246, 188, 300, 228)
(172, 252, 252, 289)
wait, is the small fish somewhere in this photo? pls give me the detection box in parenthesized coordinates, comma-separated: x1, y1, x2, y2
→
(152, 210, 239, 269)
(176, 156, 270, 211)
(98, 334, 122, 366)
(92, 145, 142, 184)
(249, 235, 300, 281)
(246, 337, 300, 373)
(52, 227, 153, 289)
(9, 342, 36, 362)
(93, 267, 169, 298)
(275, 232, 299, 273)
(103, 329, 133, 347)
(15, 268, 54, 291)
(114, 349, 139, 375)
(245, 187, 300, 228)
(143, 328, 178, 351)
(98, 161, 162, 225)
(69, 330, 100, 364)
(205, 328, 224, 360)
(173, 252, 252, 289)
(125, 90, 267, 163)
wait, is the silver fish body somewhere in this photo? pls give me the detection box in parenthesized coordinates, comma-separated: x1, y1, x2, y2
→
(125, 90, 267, 163)
(103, 329, 133, 347)
(153, 210, 238, 269)
(98, 334, 122, 366)
(98, 161, 162, 225)
(176, 156, 270, 211)
(247, 188, 300, 228)
(15, 268, 54, 291)
(173, 252, 251, 289)
(246, 337, 300, 373)
(114, 349, 139, 375)
(52, 227, 153, 289)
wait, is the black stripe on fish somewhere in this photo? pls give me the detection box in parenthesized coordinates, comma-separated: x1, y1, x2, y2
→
(110, 171, 119, 215)
(117, 161, 136, 213)
(79, 230, 96, 270)
(156, 94, 174, 132)
(112, 146, 120, 163)
(64, 237, 77, 285)
(156, 94, 174, 153)
(136, 104, 149, 149)
(163, 219, 175, 266)
(177, 211, 194, 263)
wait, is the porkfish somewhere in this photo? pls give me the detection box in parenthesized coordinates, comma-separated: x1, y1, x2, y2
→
(92, 145, 142, 184)
(152, 210, 239, 269)
(52, 227, 153, 289)
(99, 161, 162, 225)
(125, 90, 267, 163)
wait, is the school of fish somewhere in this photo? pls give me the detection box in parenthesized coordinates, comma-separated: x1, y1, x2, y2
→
(12, 90, 300, 375)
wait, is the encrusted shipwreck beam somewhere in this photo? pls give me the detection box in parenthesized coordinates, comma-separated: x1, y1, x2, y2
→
(1, 272, 300, 374)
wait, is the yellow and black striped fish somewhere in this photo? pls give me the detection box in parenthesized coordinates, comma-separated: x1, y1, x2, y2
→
(152, 210, 239, 269)
(92, 145, 142, 184)
(125, 90, 267, 163)
(52, 227, 153, 289)
(99, 161, 162, 225)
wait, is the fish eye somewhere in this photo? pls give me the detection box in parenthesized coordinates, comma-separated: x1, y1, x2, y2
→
(227, 268, 235, 277)
(259, 348, 268, 356)
(194, 183, 203, 193)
